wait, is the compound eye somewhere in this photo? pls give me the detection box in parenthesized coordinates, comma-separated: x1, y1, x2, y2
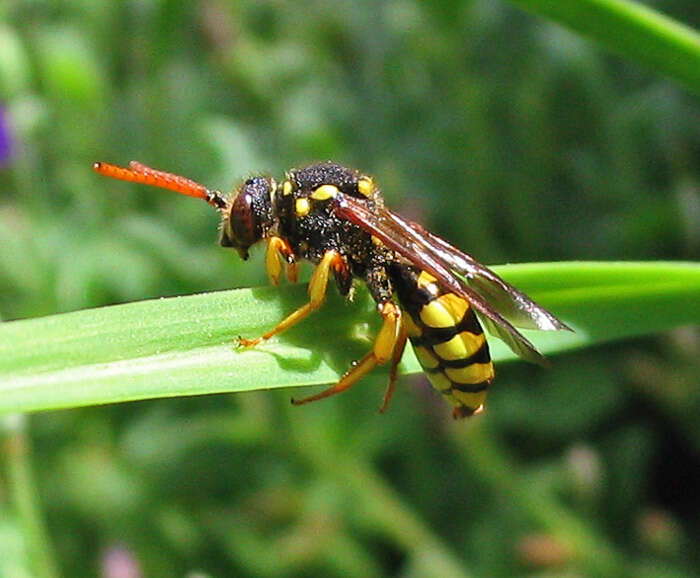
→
(230, 188, 258, 249)
(221, 176, 274, 258)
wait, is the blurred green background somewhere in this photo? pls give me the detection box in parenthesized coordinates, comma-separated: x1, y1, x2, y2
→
(0, 1, 699, 576)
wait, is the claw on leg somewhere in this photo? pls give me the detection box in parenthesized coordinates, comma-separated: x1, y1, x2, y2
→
(236, 335, 262, 348)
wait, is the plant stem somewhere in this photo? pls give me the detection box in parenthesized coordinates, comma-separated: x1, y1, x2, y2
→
(2, 414, 61, 578)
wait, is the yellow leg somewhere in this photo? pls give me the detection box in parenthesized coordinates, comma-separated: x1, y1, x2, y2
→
(239, 250, 346, 348)
(379, 321, 408, 413)
(286, 261, 299, 284)
(265, 237, 296, 285)
(292, 302, 403, 406)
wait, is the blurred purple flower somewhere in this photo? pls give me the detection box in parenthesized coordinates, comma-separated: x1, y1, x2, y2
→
(101, 545, 142, 578)
(0, 105, 12, 166)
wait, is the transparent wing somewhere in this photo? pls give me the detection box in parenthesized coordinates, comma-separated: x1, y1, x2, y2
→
(334, 195, 571, 366)
(405, 219, 571, 332)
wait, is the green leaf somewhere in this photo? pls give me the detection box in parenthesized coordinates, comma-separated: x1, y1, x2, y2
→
(0, 262, 698, 415)
(507, 0, 700, 95)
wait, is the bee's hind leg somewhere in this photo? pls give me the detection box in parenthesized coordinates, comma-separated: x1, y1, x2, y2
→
(291, 301, 403, 407)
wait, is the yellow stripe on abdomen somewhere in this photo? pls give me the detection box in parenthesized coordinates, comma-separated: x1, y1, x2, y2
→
(432, 331, 485, 361)
(413, 346, 440, 369)
(402, 282, 494, 418)
(419, 299, 457, 328)
(450, 389, 488, 413)
(445, 363, 494, 385)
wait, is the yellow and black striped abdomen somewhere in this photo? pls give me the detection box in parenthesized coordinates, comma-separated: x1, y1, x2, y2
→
(392, 267, 494, 418)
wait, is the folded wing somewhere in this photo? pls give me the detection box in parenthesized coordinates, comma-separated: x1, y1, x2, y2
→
(334, 195, 571, 366)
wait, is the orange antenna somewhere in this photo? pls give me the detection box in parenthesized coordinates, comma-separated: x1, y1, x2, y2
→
(93, 160, 227, 209)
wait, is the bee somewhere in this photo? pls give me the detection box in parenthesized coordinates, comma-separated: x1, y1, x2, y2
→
(93, 160, 571, 418)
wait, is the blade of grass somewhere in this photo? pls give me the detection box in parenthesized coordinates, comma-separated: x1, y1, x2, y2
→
(507, 0, 700, 95)
(0, 262, 697, 415)
(1, 415, 61, 578)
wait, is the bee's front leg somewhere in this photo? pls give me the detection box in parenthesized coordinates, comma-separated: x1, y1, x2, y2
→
(238, 249, 347, 348)
(265, 236, 298, 285)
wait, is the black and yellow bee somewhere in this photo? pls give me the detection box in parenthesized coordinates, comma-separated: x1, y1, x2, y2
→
(93, 160, 570, 418)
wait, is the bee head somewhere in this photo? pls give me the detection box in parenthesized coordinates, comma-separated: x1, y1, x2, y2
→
(220, 176, 276, 260)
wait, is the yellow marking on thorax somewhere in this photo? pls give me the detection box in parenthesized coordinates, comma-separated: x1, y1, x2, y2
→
(432, 331, 485, 361)
(357, 177, 374, 197)
(444, 363, 494, 385)
(417, 271, 440, 297)
(282, 180, 293, 196)
(419, 299, 456, 328)
(311, 184, 338, 201)
(295, 197, 311, 217)
(413, 346, 440, 369)
(417, 271, 438, 288)
(402, 314, 422, 338)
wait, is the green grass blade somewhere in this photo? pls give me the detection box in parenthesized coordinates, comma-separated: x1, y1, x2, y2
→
(507, 0, 700, 94)
(0, 261, 697, 415)
(2, 415, 61, 578)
